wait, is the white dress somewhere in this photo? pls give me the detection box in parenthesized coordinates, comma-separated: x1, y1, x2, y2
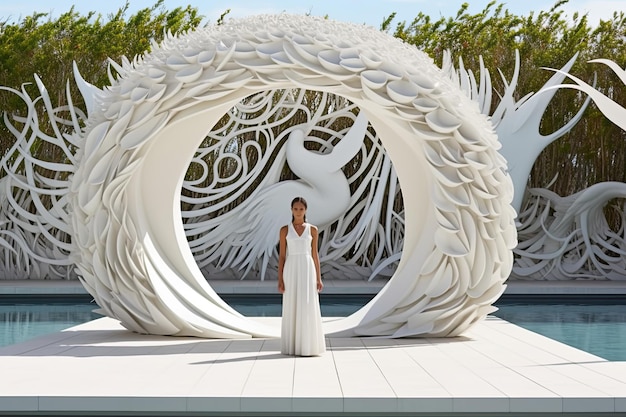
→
(281, 222, 326, 356)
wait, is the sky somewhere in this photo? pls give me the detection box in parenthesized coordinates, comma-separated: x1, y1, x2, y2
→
(0, 0, 624, 28)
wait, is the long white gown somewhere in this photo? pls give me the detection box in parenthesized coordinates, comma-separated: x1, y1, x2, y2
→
(281, 222, 326, 356)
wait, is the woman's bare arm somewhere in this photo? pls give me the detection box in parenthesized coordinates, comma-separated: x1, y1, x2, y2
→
(277, 225, 287, 293)
(311, 225, 323, 292)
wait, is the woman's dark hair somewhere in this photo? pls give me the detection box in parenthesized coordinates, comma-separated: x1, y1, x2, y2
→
(291, 196, 308, 222)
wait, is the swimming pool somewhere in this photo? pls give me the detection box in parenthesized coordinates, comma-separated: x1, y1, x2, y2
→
(494, 301, 626, 362)
(0, 298, 102, 348)
(1, 295, 624, 361)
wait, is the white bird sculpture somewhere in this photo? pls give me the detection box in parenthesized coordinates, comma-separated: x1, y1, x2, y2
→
(186, 111, 368, 279)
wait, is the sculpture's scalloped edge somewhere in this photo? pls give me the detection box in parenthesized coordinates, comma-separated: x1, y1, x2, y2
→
(69, 14, 517, 338)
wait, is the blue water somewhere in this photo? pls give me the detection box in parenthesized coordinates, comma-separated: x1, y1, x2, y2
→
(493, 302, 626, 362)
(223, 294, 368, 317)
(1, 295, 625, 361)
(0, 298, 102, 347)
(227, 295, 626, 361)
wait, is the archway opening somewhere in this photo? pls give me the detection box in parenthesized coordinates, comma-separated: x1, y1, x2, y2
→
(179, 89, 405, 315)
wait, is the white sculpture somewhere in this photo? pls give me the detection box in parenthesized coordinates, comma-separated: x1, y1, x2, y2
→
(0, 76, 79, 280)
(64, 14, 516, 338)
(186, 110, 369, 280)
(511, 59, 626, 280)
(181, 89, 403, 282)
(443, 50, 591, 213)
(0, 12, 626, 337)
(549, 59, 626, 131)
(514, 183, 626, 279)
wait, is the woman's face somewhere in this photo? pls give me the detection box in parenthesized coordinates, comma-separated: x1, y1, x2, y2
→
(291, 202, 307, 221)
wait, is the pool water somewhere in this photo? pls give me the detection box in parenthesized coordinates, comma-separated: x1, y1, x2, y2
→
(223, 294, 369, 317)
(0, 299, 102, 348)
(1, 295, 624, 361)
(227, 295, 626, 361)
(493, 302, 626, 362)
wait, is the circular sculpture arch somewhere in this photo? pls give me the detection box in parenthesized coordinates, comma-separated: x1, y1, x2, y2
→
(70, 14, 517, 338)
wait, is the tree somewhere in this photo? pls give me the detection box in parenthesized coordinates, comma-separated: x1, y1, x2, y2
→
(0, 1, 205, 164)
(387, 0, 626, 200)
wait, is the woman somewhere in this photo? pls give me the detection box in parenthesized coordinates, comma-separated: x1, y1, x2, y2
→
(278, 197, 326, 356)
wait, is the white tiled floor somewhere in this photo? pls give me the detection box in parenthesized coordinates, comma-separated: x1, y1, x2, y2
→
(0, 315, 625, 416)
(2, 280, 626, 415)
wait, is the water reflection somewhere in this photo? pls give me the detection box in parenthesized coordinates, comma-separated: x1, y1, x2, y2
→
(0, 301, 101, 347)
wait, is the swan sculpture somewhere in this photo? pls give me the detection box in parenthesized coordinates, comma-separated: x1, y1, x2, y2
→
(186, 111, 368, 279)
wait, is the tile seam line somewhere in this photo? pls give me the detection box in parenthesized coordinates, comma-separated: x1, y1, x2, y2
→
(185, 339, 233, 403)
(425, 336, 511, 401)
(460, 331, 564, 397)
(328, 337, 346, 409)
(362, 337, 401, 401)
(236, 339, 264, 411)
(400, 338, 455, 398)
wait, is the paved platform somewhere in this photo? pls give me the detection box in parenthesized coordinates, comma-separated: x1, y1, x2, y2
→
(0, 315, 625, 416)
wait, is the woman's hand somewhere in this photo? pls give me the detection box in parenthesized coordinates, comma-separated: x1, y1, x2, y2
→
(317, 279, 323, 292)
(278, 279, 285, 294)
